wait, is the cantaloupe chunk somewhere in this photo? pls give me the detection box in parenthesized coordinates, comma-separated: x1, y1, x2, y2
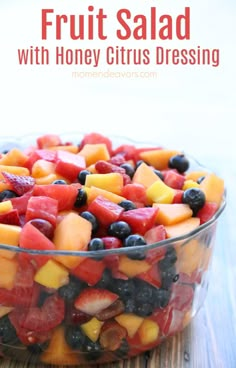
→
(35, 173, 69, 185)
(139, 149, 180, 170)
(200, 173, 224, 208)
(0, 165, 29, 179)
(164, 217, 200, 238)
(41, 326, 78, 365)
(115, 313, 144, 338)
(118, 255, 151, 277)
(185, 170, 208, 182)
(0, 200, 13, 214)
(49, 145, 79, 153)
(0, 256, 18, 289)
(138, 319, 159, 345)
(0, 181, 11, 192)
(53, 212, 92, 269)
(85, 173, 123, 195)
(79, 143, 110, 166)
(176, 239, 204, 275)
(153, 203, 193, 226)
(0, 148, 28, 166)
(87, 186, 126, 204)
(0, 223, 21, 259)
(132, 162, 161, 188)
(31, 159, 56, 178)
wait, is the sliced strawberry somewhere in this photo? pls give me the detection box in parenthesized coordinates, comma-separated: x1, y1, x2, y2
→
(108, 155, 126, 166)
(2, 172, 35, 196)
(74, 288, 119, 316)
(17, 294, 65, 332)
(95, 160, 126, 175)
(0, 282, 40, 307)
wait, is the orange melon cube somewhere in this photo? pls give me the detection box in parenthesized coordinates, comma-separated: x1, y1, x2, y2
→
(87, 186, 125, 204)
(0, 256, 18, 289)
(0, 223, 21, 259)
(153, 203, 193, 226)
(185, 170, 208, 182)
(49, 145, 79, 153)
(200, 173, 224, 208)
(0, 148, 28, 167)
(176, 239, 204, 275)
(139, 149, 180, 170)
(115, 313, 144, 338)
(79, 143, 110, 166)
(41, 326, 78, 365)
(0, 165, 29, 179)
(118, 255, 151, 277)
(164, 217, 200, 238)
(0, 200, 13, 214)
(53, 212, 92, 269)
(138, 319, 159, 345)
(31, 159, 56, 178)
(132, 162, 161, 188)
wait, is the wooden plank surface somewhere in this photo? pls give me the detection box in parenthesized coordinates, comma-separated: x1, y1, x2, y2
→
(0, 168, 235, 368)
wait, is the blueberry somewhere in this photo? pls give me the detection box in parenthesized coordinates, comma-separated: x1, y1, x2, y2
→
(112, 279, 136, 301)
(169, 154, 189, 173)
(65, 325, 86, 349)
(118, 200, 137, 211)
(74, 188, 87, 207)
(107, 221, 131, 240)
(153, 169, 164, 181)
(52, 179, 67, 185)
(83, 340, 102, 361)
(152, 288, 171, 309)
(120, 163, 135, 179)
(78, 170, 91, 185)
(0, 190, 18, 202)
(123, 234, 147, 260)
(159, 247, 177, 271)
(135, 285, 153, 303)
(135, 303, 153, 317)
(124, 298, 136, 313)
(58, 278, 84, 301)
(160, 265, 177, 290)
(80, 211, 99, 233)
(182, 188, 206, 215)
(0, 315, 19, 344)
(88, 238, 105, 252)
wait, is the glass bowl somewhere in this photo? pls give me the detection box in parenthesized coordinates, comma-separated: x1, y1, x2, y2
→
(0, 133, 226, 366)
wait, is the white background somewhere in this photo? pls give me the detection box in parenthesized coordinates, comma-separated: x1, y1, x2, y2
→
(0, 0, 235, 170)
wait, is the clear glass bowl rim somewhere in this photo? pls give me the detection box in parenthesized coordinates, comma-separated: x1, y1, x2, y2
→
(0, 132, 227, 258)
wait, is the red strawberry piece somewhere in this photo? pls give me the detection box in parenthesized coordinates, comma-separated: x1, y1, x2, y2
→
(0, 282, 40, 308)
(17, 294, 65, 332)
(0, 209, 20, 226)
(74, 288, 119, 316)
(108, 155, 126, 166)
(2, 172, 35, 196)
(95, 160, 126, 175)
(9, 309, 52, 345)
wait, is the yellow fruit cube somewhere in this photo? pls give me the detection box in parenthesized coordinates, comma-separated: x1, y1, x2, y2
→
(0, 223, 21, 259)
(115, 313, 144, 338)
(34, 259, 69, 289)
(146, 180, 175, 204)
(138, 319, 159, 345)
(182, 180, 200, 190)
(0, 200, 13, 214)
(85, 173, 123, 195)
(118, 255, 151, 277)
(81, 317, 104, 342)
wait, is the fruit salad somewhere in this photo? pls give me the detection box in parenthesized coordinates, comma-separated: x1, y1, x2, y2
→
(0, 133, 225, 365)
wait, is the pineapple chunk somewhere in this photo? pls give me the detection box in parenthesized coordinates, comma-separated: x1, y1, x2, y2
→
(147, 180, 175, 204)
(34, 259, 69, 289)
(81, 317, 104, 342)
